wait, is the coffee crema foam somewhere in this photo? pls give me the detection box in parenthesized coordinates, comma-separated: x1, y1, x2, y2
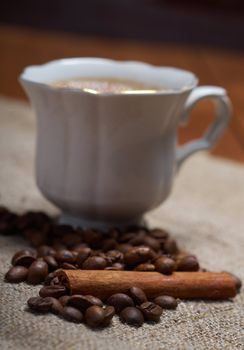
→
(50, 77, 163, 94)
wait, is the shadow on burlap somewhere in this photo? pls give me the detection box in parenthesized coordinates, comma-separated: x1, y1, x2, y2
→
(0, 96, 243, 350)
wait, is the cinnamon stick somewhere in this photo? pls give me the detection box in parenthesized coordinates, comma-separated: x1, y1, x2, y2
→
(58, 270, 239, 300)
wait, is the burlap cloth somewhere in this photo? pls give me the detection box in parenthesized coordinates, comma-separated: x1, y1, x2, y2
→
(0, 96, 243, 350)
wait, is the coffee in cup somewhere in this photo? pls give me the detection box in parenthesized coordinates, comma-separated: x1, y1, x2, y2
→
(51, 77, 162, 94)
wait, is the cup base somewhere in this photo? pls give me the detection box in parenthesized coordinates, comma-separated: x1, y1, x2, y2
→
(59, 212, 147, 231)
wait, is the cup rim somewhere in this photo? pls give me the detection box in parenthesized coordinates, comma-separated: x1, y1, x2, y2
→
(20, 57, 199, 96)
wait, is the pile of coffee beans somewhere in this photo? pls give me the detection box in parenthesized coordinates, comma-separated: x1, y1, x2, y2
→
(27, 275, 178, 328)
(2, 207, 201, 285)
(2, 206, 199, 328)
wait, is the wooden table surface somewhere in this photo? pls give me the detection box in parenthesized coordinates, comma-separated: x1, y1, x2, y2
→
(0, 25, 244, 162)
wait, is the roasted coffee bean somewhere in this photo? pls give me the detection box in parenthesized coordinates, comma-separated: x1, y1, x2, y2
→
(55, 249, 75, 263)
(129, 287, 147, 305)
(44, 271, 59, 285)
(120, 307, 144, 327)
(52, 223, 73, 236)
(119, 232, 136, 243)
(11, 249, 37, 265)
(61, 262, 77, 270)
(176, 255, 199, 271)
(75, 248, 92, 266)
(106, 293, 134, 313)
(0, 206, 11, 218)
(43, 255, 58, 270)
(142, 236, 161, 251)
(82, 256, 107, 270)
(82, 295, 103, 307)
(0, 220, 16, 235)
(15, 212, 32, 231)
(150, 249, 160, 261)
(59, 295, 70, 306)
(82, 229, 102, 248)
(153, 295, 178, 309)
(134, 263, 155, 271)
(102, 239, 117, 252)
(0, 208, 17, 235)
(102, 306, 115, 326)
(95, 252, 107, 260)
(17, 211, 51, 231)
(5, 266, 28, 283)
(12, 250, 36, 267)
(107, 228, 120, 239)
(12, 253, 36, 268)
(155, 256, 175, 275)
(150, 228, 169, 240)
(106, 250, 124, 263)
(62, 306, 84, 323)
(128, 232, 146, 246)
(163, 238, 179, 254)
(139, 302, 163, 322)
(68, 295, 103, 311)
(45, 297, 63, 314)
(39, 285, 66, 298)
(24, 229, 47, 247)
(85, 305, 106, 328)
(11, 249, 25, 266)
(112, 262, 125, 270)
(71, 244, 85, 253)
(52, 242, 66, 251)
(72, 250, 79, 260)
(72, 243, 89, 252)
(126, 226, 148, 233)
(50, 276, 61, 286)
(62, 232, 82, 248)
(128, 231, 160, 251)
(37, 245, 56, 257)
(27, 296, 52, 313)
(124, 246, 154, 266)
(116, 244, 133, 254)
(105, 263, 125, 271)
(101, 238, 118, 252)
(27, 260, 49, 284)
(175, 252, 188, 261)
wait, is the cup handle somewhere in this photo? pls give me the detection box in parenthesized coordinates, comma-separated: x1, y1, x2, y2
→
(176, 86, 232, 169)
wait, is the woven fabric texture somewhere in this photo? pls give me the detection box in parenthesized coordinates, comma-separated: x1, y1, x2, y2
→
(0, 96, 243, 350)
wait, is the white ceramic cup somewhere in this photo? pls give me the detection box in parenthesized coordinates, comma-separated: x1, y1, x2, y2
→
(20, 58, 231, 228)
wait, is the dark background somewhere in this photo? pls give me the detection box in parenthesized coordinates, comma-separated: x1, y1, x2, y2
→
(0, 0, 244, 162)
(1, 0, 244, 50)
